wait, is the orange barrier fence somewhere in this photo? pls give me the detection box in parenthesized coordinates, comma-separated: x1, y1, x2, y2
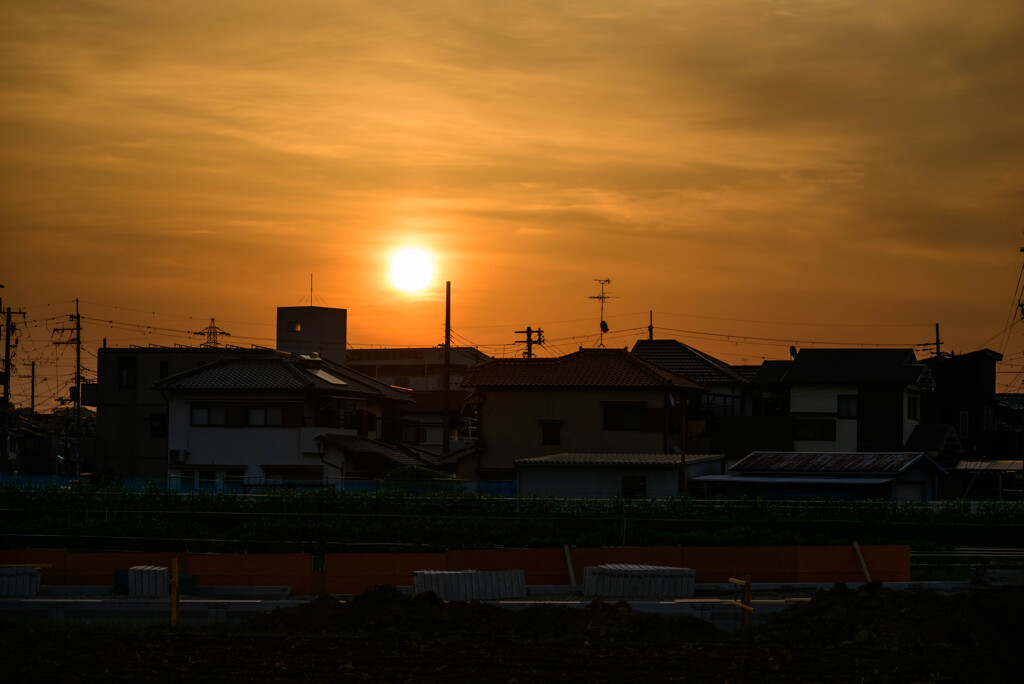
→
(0, 545, 910, 593)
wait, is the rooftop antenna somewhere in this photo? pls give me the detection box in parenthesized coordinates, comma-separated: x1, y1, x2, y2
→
(310, 273, 314, 306)
(194, 318, 231, 348)
(589, 279, 615, 348)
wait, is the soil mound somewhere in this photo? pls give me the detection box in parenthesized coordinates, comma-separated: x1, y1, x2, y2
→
(247, 585, 725, 643)
(743, 583, 1024, 649)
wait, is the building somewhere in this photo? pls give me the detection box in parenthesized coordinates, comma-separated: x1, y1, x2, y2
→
(84, 346, 273, 480)
(157, 353, 419, 489)
(779, 348, 932, 452)
(345, 346, 492, 454)
(443, 348, 705, 482)
(515, 452, 726, 498)
(691, 451, 947, 501)
(276, 306, 348, 362)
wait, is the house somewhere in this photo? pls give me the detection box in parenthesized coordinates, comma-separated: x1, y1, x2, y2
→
(778, 348, 933, 452)
(345, 346, 492, 455)
(691, 451, 947, 501)
(157, 353, 420, 489)
(84, 346, 274, 480)
(923, 349, 1003, 458)
(632, 339, 774, 459)
(442, 348, 705, 482)
(515, 452, 726, 498)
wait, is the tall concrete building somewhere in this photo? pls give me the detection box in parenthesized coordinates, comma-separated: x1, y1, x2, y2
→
(276, 306, 347, 362)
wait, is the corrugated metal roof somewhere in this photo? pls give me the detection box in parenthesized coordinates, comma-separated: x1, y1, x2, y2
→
(730, 451, 943, 474)
(691, 474, 896, 485)
(956, 460, 1023, 472)
(461, 348, 705, 390)
(631, 340, 748, 385)
(514, 452, 723, 467)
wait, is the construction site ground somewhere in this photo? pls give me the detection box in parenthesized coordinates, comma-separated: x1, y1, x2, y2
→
(3, 583, 1020, 682)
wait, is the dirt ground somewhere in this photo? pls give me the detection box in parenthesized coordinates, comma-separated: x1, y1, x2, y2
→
(3, 584, 1020, 683)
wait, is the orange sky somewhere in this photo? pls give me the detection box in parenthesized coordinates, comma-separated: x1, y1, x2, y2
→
(3, 1, 1024, 410)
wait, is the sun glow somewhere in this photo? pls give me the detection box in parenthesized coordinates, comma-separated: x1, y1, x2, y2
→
(389, 247, 435, 292)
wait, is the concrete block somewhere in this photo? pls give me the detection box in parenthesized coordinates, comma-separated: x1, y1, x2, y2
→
(0, 567, 41, 597)
(583, 564, 695, 599)
(413, 569, 527, 600)
(128, 565, 169, 598)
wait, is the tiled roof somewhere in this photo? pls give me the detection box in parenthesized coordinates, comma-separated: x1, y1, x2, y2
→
(461, 348, 704, 390)
(515, 452, 723, 467)
(631, 340, 748, 385)
(157, 354, 413, 401)
(782, 348, 928, 385)
(730, 451, 946, 474)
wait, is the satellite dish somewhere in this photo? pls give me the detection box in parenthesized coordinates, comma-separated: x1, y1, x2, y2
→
(790, 345, 798, 358)
(600, 320, 609, 333)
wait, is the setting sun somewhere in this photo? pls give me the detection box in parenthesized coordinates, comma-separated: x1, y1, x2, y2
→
(389, 247, 435, 293)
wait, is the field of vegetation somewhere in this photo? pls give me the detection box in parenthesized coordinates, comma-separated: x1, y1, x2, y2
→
(3, 482, 1024, 552)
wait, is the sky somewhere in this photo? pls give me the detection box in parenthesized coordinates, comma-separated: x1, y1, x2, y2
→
(2, 1, 1024, 410)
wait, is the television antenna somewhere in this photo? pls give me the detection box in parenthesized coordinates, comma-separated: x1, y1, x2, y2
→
(589, 279, 615, 348)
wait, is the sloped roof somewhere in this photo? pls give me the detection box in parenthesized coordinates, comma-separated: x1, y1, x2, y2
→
(461, 348, 704, 390)
(317, 434, 434, 467)
(514, 453, 724, 467)
(904, 424, 964, 455)
(631, 339, 748, 385)
(781, 348, 928, 385)
(751, 360, 792, 384)
(730, 451, 946, 475)
(157, 354, 412, 401)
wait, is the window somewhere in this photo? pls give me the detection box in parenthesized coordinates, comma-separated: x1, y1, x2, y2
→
(191, 405, 225, 426)
(288, 321, 301, 332)
(794, 418, 837, 441)
(248, 407, 266, 426)
(540, 420, 562, 446)
(603, 404, 646, 431)
(907, 395, 920, 421)
(119, 358, 136, 388)
(224, 468, 245, 492)
(837, 395, 857, 419)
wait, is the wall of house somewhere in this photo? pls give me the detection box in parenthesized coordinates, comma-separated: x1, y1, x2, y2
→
(474, 387, 682, 475)
(275, 306, 347, 362)
(517, 466, 680, 498)
(166, 392, 382, 480)
(91, 348, 269, 480)
(791, 384, 857, 452)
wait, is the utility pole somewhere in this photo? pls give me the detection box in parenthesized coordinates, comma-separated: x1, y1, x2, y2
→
(442, 281, 451, 457)
(934, 323, 943, 358)
(2, 292, 27, 469)
(648, 311, 654, 341)
(53, 299, 82, 475)
(515, 326, 544, 359)
(589, 279, 615, 348)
